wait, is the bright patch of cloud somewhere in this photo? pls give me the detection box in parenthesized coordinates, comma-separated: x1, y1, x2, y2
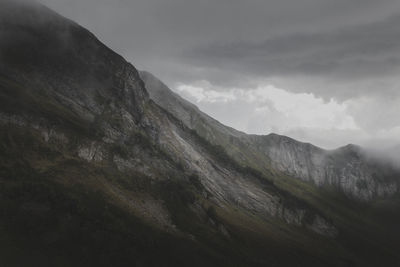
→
(239, 86, 357, 131)
(174, 81, 358, 138)
(175, 81, 236, 103)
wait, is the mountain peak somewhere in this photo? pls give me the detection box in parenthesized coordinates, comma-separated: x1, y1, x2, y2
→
(336, 143, 363, 154)
(0, 2, 148, 124)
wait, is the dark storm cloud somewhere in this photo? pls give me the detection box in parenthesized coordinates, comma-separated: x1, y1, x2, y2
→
(185, 13, 400, 81)
(37, 0, 400, 91)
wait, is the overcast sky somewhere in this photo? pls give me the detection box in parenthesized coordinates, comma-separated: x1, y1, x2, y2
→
(39, 0, 400, 149)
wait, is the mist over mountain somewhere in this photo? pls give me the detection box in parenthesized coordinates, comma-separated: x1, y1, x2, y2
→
(0, 1, 399, 266)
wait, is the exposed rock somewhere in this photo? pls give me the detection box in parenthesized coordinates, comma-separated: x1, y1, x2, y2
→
(252, 135, 399, 201)
(307, 215, 338, 238)
(78, 142, 105, 162)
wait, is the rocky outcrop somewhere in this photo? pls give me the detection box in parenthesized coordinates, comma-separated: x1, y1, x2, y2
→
(251, 135, 399, 201)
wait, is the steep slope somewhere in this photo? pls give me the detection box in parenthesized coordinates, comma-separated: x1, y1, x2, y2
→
(140, 71, 400, 201)
(0, 1, 399, 266)
(141, 71, 400, 266)
(140, 71, 246, 139)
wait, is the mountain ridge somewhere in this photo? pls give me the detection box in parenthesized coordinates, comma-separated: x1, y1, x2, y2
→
(0, 1, 399, 266)
(140, 71, 400, 201)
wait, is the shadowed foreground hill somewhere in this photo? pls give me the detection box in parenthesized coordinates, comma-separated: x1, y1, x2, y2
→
(0, 1, 399, 266)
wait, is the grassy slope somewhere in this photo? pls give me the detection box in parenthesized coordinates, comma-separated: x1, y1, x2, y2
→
(192, 123, 400, 266)
(160, 89, 400, 266)
(0, 125, 209, 266)
(0, 124, 352, 267)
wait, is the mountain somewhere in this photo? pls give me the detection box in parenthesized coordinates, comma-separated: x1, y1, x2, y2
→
(0, 1, 399, 266)
(141, 71, 400, 201)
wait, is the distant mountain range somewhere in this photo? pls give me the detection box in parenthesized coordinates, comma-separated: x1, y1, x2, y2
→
(0, 1, 399, 266)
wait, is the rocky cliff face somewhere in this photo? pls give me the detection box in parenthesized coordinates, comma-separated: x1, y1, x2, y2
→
(141, 72, 400, 201)
(0, 2, 399, 266)
(250, 135, 399, 201)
